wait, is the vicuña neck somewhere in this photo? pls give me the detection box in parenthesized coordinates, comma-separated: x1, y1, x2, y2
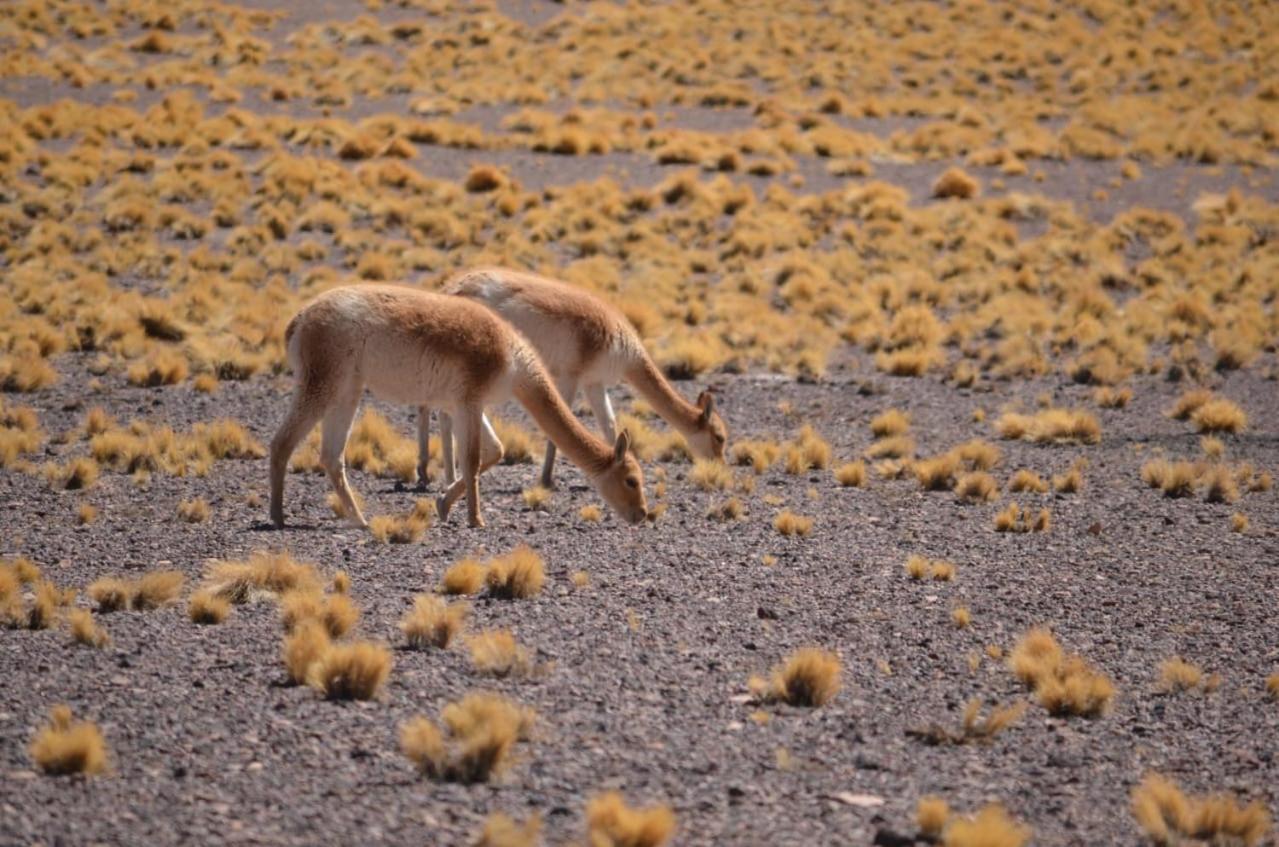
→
(626, 355, 702, 437)
(513, 356, 613, 476)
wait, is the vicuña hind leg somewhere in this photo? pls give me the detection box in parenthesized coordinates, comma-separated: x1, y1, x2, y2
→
(441, 412, 457, 488)
(436, 410, 484, 527)
(321, 390, 367, 528)
(539, 376, 578, 489)
(415, 405, 432, 491)
(270, 393, 326, 527)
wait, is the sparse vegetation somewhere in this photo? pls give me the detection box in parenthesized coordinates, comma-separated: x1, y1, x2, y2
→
(307, 642, 392, 701)
(753, 647, 841, 708)
(401, 692, 533, 784)
(1008, 628, 1114, 717)
(401, 595, 468, 649)
(30, 705, 107, 776)
(586, 792, 677, 847)
(469, 629, 531, 677)
(773, 510, 813, 537)
(1131, 772, 1270, 846)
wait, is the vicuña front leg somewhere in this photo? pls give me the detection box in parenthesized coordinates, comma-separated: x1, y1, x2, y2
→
(321, 392, 367, 529)
(585, 383, 617, 443)
(539, 376, 578, 489)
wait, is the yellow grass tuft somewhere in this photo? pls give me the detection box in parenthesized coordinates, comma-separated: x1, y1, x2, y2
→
(307, 641, 391, 701)
(952, 606, 971, 628)
(30, 705, 107, 776)
(1192, 399, 1247, 434)
(522, 486, 552, 511)
(77, 503, 98, 525)
(954, 439, 1002, 471)
(188, 591, 230, 625)
(202, 550, 321, 603)
(783, 425, 832, 474)
(283, 619, 330, 684)
(177, 497, 210, 523)
(469, 629, 531, 677)
(943, 804, 1031, 847)
(401, 595, 468, 649)
(368, 509, 429, 544)
(905, 555, 931, 580)
(870, 409, 911, 437)
(1202, 465, 1239, 504)
(955, 472, 999, 503)
(933, 167, 980, 200)
(1009, 469, 1048, 493)
(485, 546, 545, 600)
(995, 409, 1101, 444)
(1131, 772, 1270, 847)
(914, 453, 959, 491)
(579, 504, 603, 522)
(834, 461, 867, 487)
(477, 812, 541, 847)
(1267, 673, 1279, 700)
(732, 439, 780, 473)
(1231, 513, 1249, 533)
(761, 647, 842, 708)
(1167, 389, 1213, 420)
(441, 558, 488, 595)
(1141, 459, 1198, 498)
(586, 792, 677, 847)
(1008, 628, 1114, 717)
(68, 608, 109, 647)
(1158, 657, 1207, 694)
(87, 577, 132, 613)
(773, 511, 813, 537)
(690, 459, 733, 491)
(280, 590, 359, 638)
(402, 692, 533, 784)
(917, 796, 950, 839)
(707, 497, 744, 522)
(50, 457, 99, 491)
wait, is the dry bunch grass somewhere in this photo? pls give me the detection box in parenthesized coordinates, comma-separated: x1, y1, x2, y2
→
(485, 546, 546, 600)
(586, 792, 677, 847)
(400, 595, 468, 649)
(400, 692, 534, 784)
(943, 804, 1032, 847)
(469, 629, 532, 677)
(1008, 628, 1114, 717)
(30, 705, 107, 776)
(995, 409, 1101, 445)
(908, 699, 1027, 746)
(773, 511, 814, 537)
(201, 550, 321, 603)
(307, 641, 392, 701)
(441, 558, 488, 595)
(87, 570, 184, 613)
(67, 608, 110, 647)
(1131, 772, 1270, 846)
(753, 647, 842, 708)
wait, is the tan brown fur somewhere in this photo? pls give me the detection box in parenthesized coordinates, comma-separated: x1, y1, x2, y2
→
(431, 268, 727, 488)
(270, 285, 648, 529)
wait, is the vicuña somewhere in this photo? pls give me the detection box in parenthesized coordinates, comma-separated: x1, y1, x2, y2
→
(424, 267, 728, 489)
(270, 285, 650, 529)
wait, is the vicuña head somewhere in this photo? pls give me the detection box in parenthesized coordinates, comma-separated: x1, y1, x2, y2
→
(269, 284, 648, 529)
(434, 267, 729, 490)
(586, 430, 649, 525)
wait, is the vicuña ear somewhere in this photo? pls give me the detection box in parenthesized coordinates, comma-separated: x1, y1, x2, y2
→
(697, 390, 715, 425)
(613, 430, 631, 462)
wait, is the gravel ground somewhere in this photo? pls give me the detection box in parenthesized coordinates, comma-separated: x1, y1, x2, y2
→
(2, 352, 1277, 846)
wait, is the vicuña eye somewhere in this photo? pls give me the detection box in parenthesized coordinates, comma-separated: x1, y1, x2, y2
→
(625, 478, 638, 489)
